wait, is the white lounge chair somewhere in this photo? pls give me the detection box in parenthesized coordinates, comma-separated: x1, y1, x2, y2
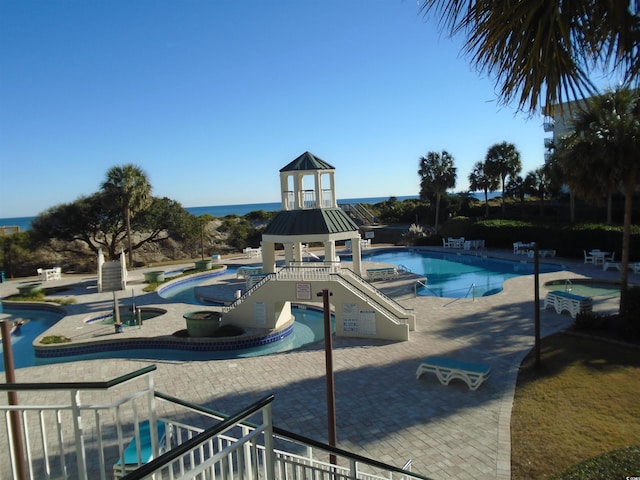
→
(442, 238, 451, 248)
(416, 356, 491, 391)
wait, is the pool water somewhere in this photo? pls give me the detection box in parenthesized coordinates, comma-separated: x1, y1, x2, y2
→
(157, 267, 238, 305)
(362, 249, 563, 298)
(0, 305, 333, 370)
(0, 307, 64, 372)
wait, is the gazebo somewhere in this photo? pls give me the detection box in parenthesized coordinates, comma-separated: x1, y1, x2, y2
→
(260, 152, 364, 275)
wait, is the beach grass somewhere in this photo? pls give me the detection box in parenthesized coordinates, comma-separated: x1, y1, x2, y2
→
(511, 332, 640, 479)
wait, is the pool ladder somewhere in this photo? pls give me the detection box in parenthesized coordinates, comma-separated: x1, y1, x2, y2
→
(564, 279, 573, 292)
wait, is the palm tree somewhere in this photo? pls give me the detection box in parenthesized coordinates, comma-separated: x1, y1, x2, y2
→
(101, 164, 152, 267)
(485, 142, 522, 216)
(418, 0, 639, 114)
(555, 87, 640, 315)
(505, 174, 532, 215)
(468, 160, 499, 217)
(526, 167, 551, 217)
(418, 151, 457, 232)
(555, 130, 619, 224)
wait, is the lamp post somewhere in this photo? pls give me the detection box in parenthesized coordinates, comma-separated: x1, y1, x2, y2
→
(317, 289, 337, 463)
(533, 243, 541, 368)
(1, 320, 27, 479)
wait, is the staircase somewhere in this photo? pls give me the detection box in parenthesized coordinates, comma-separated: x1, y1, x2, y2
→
(0, 366, 433, 480)
(340, 203, 376, 225)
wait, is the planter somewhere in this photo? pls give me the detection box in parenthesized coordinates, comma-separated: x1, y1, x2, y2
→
(194, 260, 212, 271)
(17, 283, 43, 296)
(183, 311, 222, 337)
(143, 271, 165, 283)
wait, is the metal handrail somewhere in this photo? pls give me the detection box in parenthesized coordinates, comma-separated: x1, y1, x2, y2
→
(414, 280, 440, 297)
(465, 283, 477, 300)
(0, 365, 157, 392)
(121, 395, 277, 480)
(153, 392, 433, 480)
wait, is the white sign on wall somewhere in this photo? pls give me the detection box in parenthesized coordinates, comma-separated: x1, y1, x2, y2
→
(296, 283, 312, 300)
(342, 303, 358, 334)
(359, 310, 377, 336)
(253, 301, 267, 325)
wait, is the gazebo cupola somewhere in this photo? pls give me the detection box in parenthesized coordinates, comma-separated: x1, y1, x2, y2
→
(261, 151, 363, 275)
(279, 151, 336, 211)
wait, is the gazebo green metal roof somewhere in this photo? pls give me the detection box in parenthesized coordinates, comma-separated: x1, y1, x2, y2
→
(279, 151, 335, 173)
(263, 208, 358, 236)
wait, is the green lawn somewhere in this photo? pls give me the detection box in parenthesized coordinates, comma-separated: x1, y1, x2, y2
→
(511, 332, 640, 479)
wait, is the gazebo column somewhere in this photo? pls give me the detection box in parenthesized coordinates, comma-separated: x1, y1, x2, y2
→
(262, 241, 277, 274)
(324, 241, 336, 270)
(294, 242, 305, 263)
(284, 242, 295, 266)
(351, 236, 362, 276)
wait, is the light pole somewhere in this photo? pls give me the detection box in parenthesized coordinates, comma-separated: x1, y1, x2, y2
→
(317, 289, 337, 462)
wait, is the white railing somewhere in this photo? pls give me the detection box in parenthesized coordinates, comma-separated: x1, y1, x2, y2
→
(337, 268, 414, 318)
(0, 365, 160, 480)
(224, 266, 414, 326)
(0, 369, 433, 480)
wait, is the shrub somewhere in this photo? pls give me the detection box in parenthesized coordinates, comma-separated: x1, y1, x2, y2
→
(620, 286, 640, 339)
(212, 324, 244, 337)
(574, 311, 611, 331)
(551, 445, 640, 479)
(40, 335, 71, 344)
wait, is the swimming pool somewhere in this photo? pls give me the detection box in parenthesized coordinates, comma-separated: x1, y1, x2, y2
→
(362, 249, 563, 298)
(0, 305, 334, 371)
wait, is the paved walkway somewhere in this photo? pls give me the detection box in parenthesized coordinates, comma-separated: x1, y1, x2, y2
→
(0, 247, 626, 479)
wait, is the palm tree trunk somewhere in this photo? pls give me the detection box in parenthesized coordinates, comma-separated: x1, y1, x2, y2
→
(125, 207, 133, 268)
(570, 190, 576, 223)
(619, 179, 634, 315)
(483, 189, 489, 217)
(434, 193, 441, 232)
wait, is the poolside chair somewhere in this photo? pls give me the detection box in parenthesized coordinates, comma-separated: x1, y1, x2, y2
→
(604, 251, 615, 262)
(583, 250, 594, 264)
(442, 238, 451, 248)
(113, 420, 167, 478)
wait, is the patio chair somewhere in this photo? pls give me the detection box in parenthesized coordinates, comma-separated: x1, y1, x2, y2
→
(583, 250, 594, 264)
(113, 420, 167, 478)
(442, 238, 451, 248)
(604, 251, 615, 262)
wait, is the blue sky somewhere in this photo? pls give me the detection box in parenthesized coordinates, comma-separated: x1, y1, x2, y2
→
(0, 0, 549, 219)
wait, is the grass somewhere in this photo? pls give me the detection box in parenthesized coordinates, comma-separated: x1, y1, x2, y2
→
(5, 290, 76, 305)
(511, 332, 640, 479)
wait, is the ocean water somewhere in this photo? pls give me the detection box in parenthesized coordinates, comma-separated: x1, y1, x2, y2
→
(0, 195, 419, 232)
